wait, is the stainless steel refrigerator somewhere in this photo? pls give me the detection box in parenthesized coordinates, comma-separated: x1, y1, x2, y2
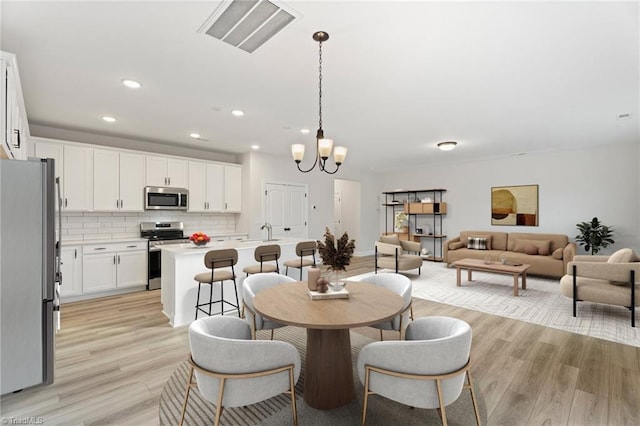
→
(0, 157, 61, 395)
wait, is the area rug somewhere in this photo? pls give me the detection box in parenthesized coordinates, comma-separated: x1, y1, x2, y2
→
(159, 326, 487, 425)
(353, 263, 639, 347)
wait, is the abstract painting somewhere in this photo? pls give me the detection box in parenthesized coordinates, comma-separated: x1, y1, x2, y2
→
(491, 184, 538, 226)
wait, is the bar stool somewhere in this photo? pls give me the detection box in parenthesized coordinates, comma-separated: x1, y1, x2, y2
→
(242, 244, 281, 277)
(283, 241, 317, 280)
(193, 248, 240, 320)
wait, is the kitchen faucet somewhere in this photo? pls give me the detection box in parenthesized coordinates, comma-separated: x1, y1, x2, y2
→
(261, 222, 273, 241)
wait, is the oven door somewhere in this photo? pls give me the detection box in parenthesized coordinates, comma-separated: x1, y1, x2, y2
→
(148, 246, 161, 290)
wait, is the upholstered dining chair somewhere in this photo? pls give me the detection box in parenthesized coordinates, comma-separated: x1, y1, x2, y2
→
(356, 273, 412, 340)
(283, 240, 317, 280)
(181, 316, 301, 426)
(242, 244, 281, 277)
(243, 273, 296, 339)
(357, 316, 481, 426)
(193, 248, 240, 320)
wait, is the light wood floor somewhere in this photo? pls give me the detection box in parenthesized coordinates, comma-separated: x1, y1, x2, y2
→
(1, 256, 638, 425)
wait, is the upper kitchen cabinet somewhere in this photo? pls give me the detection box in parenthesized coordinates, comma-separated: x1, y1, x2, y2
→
(1, 51, 29, 160)
(146, 156, 188, 188)
(188, 162, 241, 213)
(34, 139, 92, 211)
(93, 149, 145, 211)
(63, 145, 93, 211)
(224, 165, 242, 212)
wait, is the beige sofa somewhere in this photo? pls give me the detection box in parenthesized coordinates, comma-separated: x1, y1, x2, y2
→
(444, 231, 576, 278)
(559, 250, 639, 327)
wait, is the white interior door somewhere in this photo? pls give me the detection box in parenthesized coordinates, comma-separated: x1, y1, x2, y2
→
(334, 191, 343, 235)
(264, 182, 308, 239)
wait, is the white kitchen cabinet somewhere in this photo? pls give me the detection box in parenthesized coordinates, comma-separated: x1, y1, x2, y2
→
(188, 161, 241, 213)
(63, 145, 93, 211)
(188, 161, 223, 212)
(34, 139, 64, 209)
(60, 245, 82, 297)
(82, 242, 147, 293)
(146, 155, 187, 188)
(0, 52, 29, 160)
(224, 165, 242, 212)
(93, 149, 145, 211)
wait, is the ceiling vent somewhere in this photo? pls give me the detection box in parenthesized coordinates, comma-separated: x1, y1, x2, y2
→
(199, 0, 298, 53)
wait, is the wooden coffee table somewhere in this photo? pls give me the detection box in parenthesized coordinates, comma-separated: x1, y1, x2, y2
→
(452, 258, 531, 296)
(253, 281, 403, 410)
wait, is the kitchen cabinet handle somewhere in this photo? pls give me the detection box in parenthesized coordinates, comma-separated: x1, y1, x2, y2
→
(117, 255, 120, 264)
(12, 129, 20, 149)
(94, 247, 106, 251)
(64, 198, 68, 208)
(126, 245, 137, 248)
(74, 249, 77, 258)
(168, 177, 171, 185)
(225, 202, 228, 210)
(113, 256, 116, 264)
(120, 200, 123, 209)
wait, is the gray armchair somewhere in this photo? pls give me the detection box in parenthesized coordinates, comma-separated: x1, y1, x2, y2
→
(357, 316, 480, 426)
(375, 234, 423, 275)
(243, 273, 296, 339)
(181, 316, 301, 426)
(356, 273, 412, 340)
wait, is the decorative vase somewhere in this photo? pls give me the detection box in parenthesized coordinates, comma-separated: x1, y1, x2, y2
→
(307, 267, 321, 291)
(327, 269, 346, 291)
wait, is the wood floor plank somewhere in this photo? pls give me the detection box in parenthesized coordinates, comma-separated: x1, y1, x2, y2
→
(1, 256, 638, 425)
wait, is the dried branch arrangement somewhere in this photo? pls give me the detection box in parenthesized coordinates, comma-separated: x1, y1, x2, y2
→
(317, 227, 356, 272)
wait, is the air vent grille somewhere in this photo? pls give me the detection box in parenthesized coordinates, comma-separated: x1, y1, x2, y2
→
(200, 0, 297, 53)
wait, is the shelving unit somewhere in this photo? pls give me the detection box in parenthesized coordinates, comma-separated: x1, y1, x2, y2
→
(382, 189, 447, 262)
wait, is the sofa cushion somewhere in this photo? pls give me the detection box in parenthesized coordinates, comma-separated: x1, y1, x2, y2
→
(459, 231, 507, 250)
(524, 244, 539, 255)
(449, 241, 465, 250)
(513, 239, 550, 255)
(607, 248, 639, 264)
(552, 248, 563, 260)
(508, 232, 568, 253)
(467, 237, 489, 250)
(380, 234, 401, 246)
(538, 245, 550, 256)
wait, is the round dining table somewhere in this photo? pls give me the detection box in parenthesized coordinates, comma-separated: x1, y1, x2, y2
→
(253, 281, 404, 410)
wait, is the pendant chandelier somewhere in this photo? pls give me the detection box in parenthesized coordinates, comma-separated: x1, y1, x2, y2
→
(291, 31, 347, 174)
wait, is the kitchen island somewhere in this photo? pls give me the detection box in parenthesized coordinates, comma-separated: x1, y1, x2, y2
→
(160, 238, 305, 327)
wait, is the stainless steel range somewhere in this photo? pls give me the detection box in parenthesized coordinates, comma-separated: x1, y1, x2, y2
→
(140, 222, 190, 290)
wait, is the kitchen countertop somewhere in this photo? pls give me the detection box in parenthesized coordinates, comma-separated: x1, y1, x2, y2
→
(159, 238, 300, 254)
(62, 237, 147, 246)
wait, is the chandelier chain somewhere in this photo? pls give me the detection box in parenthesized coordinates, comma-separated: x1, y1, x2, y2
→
(318, 39, 323, 130)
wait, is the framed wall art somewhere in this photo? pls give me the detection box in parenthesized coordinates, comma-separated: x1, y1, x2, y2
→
(491, 184, 538, 226)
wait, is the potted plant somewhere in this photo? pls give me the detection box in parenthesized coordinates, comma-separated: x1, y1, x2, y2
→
(316, 227, 355, 286)
(575, 217, 615, 255)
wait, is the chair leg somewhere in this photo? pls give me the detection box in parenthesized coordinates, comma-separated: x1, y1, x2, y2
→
(208, 283, 214, 316)
(362, 367, 371, 426)
(289, 367, 298, 426)
(435, 378, 448, 426)
(214, 378, 226, 426)
(195, 282, 202, 320)
(379, 329, 384, 341)
(466, 371, 482, 426)
(270, 329, 275, 340)
(232, 278, 241, 317)
(299, 267, 302, 281)
(179, 365, 194, 426)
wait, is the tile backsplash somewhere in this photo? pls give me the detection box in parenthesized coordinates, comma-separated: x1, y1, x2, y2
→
(60, 211, 240, 241)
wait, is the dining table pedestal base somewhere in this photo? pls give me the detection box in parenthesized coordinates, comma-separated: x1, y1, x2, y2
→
(304, 328, 355, 409)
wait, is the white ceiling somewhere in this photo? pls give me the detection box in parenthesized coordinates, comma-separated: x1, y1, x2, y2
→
(1, 1, 638, 172)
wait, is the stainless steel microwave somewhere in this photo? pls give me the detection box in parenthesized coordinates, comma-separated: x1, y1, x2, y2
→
(144, 186, 188, 210)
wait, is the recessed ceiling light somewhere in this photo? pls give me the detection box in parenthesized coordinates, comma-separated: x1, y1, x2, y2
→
(231, 110, 244, 117)
(190, 133, 201, 139)
(102, 116, 116, 123)
(251, 145, 260, 150)
(437, 141, 457, 151)
(122, 79, 142, 89)
(300, 128, 310, 134)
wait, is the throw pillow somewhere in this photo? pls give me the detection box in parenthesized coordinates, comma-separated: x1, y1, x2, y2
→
(524, 244, 538, 255)
(552, 248, 563, 260)
(380, 234, 401, 246)
(538, 246, 550, 256)
(607, 248, 640, 263)
(513, 239, 550, 255)
(449, 241, 465, 250)
(467, 237, 488, 250)
(467, 235, 493, 250)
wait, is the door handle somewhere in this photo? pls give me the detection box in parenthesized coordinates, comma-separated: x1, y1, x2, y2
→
(12, 129, 20, 148)
(284, 227, 291, 231)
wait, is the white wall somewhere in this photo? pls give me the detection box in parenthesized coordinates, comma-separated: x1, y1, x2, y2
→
(242, 151, 379, 254)
(375, 142, 640, 255)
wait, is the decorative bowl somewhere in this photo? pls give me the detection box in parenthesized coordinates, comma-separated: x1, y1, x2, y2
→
(192, 240, 208, 247)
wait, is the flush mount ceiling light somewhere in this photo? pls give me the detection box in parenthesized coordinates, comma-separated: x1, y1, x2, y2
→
(122, 79, 141, 89)
(231, 109, 244, 117)
(251, 144, 260, 150)
(300, 128, 310, 134)
(437, 141, 458, 151)
(190, 133, 201, 139)
(291, 31, 347, 174)
(101, 116, 116, 123)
